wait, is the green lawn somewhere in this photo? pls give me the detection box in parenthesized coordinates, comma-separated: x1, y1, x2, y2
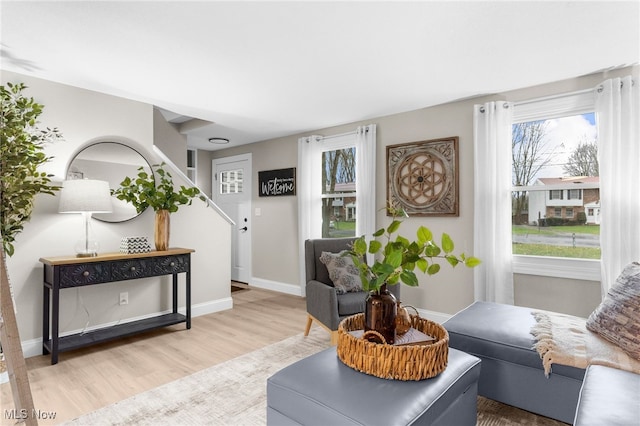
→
(332, 221, 356, 230)
(513, 243, 601, 259)
(512, 224, 600, 259)
(513, 224, 600, 236)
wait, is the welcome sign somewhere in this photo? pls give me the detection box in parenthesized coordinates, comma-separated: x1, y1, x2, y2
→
(258, 168, 296, 197)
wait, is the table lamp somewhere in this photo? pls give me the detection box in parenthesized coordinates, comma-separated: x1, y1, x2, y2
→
(58, 179, 113, 257)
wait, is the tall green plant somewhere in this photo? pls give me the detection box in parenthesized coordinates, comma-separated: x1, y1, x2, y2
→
(1, 82, 62, 256)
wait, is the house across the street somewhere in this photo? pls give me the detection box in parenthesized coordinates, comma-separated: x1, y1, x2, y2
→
(528, 176, 600, 225)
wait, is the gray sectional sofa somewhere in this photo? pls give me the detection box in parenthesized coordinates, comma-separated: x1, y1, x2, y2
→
(444, 301, 640, 425)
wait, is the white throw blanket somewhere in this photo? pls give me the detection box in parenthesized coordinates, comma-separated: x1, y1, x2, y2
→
(531, 310, 640, 377)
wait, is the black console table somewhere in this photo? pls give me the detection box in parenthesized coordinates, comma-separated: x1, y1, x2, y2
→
(40, 248, 194, 364)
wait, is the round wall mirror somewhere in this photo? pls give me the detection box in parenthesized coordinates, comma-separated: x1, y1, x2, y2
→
(66, 142, 154, 223)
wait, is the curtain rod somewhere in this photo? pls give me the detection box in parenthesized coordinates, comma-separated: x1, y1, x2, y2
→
(313, 125, 373, 142)
(314, 129, 357, 142)
(514, 87, 595, 107)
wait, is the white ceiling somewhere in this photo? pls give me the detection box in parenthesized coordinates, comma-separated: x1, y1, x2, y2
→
(1, 1, 638, 151)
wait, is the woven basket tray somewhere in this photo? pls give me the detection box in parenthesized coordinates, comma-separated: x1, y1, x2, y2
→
(336, 313, 449, 381)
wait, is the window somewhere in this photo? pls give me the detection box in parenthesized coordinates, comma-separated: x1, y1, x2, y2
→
(187, 149, 196, 182)
(549, 190, 563, 200)
(511, 91, 601, 280)
(568, 189, 582, 200)
(220, 169, 243, 194)
(322, 147, 356, 238)
(298, 125, 377, 291)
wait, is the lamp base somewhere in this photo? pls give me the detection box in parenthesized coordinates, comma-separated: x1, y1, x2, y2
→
(76, 252, 98, 258)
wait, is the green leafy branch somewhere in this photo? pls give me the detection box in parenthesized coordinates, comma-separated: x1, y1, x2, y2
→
(112, 162, 206, 214)
(1, 82, 63, 256)
(347, 205, 481, 292)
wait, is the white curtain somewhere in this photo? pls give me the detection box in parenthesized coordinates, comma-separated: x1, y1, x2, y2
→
(596, 75, 640, 294)
(355, 124, 377, 239)
(473, 101, 515, 304)
(298, 135, 323, 293)
(297, 127, 377, 293)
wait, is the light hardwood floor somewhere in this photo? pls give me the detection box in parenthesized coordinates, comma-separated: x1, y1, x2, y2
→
(0, 287, 314, 425)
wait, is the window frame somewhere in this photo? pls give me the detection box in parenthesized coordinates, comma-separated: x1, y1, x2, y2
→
(512, 90, 600, 281)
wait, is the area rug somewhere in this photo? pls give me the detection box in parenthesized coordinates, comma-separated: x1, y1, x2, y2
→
(64, 327, 566, 426)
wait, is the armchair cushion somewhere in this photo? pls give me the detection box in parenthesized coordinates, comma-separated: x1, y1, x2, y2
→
(337, 291, 368, 316)
(319, 251, 363, 294)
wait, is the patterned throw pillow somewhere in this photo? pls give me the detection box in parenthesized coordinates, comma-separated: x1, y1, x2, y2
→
(586, 262, 640, 360)
(319, 251, 363, 294)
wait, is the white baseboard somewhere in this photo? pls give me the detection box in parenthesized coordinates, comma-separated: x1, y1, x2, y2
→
(415, 308, 452, 324)
(23, 297, 234, 359)
(192, 297, 233, 317)
(250, 277, 303, 296)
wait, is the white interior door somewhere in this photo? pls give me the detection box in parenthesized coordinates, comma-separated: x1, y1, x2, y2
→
(213, 154, 252, 283)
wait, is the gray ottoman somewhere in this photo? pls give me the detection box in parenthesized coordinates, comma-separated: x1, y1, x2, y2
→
(266, 347, 481, 426)
(444, 301, 585, 424)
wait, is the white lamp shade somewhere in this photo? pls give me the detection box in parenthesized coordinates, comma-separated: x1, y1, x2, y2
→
(59, 179, 113, 213)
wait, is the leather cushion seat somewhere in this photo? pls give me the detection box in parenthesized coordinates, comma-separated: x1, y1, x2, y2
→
(267, 347, 481, 426)
(574, 365, 640, 426)
(444, 301, 583, 380)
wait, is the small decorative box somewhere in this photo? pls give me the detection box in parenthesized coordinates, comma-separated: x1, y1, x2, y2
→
(120, 236, 151, 254)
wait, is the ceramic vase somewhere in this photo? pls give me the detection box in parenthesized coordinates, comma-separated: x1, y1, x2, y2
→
(154, 209, 170, 251)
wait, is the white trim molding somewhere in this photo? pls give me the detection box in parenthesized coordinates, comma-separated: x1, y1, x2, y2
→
(415, 308, 452, 324)
(513, 255, 601, 281)
(250, 277, 303, 296)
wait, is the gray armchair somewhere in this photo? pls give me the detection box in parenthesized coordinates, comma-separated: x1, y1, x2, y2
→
(303, 237, 400, 344)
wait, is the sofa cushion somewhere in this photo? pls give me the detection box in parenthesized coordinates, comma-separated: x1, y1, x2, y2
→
(319, 251, 363, 294)
(574, 364, 640, 426)
(586, 261, 640, 360)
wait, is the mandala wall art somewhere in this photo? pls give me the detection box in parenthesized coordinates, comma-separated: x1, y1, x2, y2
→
(386, 137, 459, 216)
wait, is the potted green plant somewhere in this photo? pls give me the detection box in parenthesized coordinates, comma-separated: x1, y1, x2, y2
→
(112, 162, 205, 251)
(347, 204, 480, 344)
(1, 81, 63, 424)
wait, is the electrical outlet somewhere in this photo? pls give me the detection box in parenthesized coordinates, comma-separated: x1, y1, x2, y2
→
(119, 292, 128, 305)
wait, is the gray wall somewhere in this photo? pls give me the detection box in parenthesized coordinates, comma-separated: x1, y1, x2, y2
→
(153, 108, 188, 173)
(209, 65, 638, 318)
(2, 71, 232, 356)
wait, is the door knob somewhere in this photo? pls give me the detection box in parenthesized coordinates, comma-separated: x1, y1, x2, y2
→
(240, 226, 248, 231)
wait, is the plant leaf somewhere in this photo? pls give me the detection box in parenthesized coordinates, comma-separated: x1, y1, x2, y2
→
(465, 257, 482, 267)
(387, 220, 401, 234)
(368, 240, 382, 254)
(442, 233, 454, 253)
(400, 270, 419, 286)
(445, 255, 460, 267)
(417, 226, 432, 243)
